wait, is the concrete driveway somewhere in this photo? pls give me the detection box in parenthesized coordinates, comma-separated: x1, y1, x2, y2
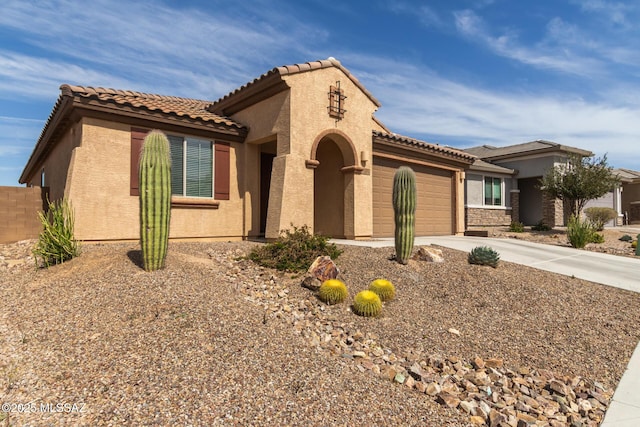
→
(417, 235, 640, 292)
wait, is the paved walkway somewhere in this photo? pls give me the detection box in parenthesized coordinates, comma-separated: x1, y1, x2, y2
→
(331, 235, 640, 426)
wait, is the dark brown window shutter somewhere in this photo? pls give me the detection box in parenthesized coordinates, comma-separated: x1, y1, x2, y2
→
(130, 128, 148, 196)
(214, 142, 230, 200)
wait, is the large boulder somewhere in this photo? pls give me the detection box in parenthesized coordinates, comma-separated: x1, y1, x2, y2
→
(301, 255, 339, 291)
(412, 246, 444, 263)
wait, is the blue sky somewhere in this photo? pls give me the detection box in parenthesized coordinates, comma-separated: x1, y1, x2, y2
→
(1, 0, 639, 186)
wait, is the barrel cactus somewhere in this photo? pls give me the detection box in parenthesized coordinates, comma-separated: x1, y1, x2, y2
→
(353, 290, 382, 317)
(369, 279, 395, 302)
(139, 130, 172, 271)
(318, 279, 348, 305)
(393, 166, 416, 264)
(468, 246, 500, 268)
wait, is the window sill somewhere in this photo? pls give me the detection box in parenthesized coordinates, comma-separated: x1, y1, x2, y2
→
(171, 196, 220, 209)
(466, 204, 511, 210)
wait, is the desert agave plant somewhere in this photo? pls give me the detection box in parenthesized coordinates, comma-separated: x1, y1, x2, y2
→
(353, 290, 382, 317)
(368, 279, 395, 302)
(318, 279, 348, 305)
(468, 246, 500, 268)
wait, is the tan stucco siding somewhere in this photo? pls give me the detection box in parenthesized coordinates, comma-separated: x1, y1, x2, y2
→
(26, 121, 82, 202)
(65, 118, 244, 241)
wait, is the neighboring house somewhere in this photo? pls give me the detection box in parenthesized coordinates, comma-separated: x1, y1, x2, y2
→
(463, 140, 592, 227)
(617, 168, 640, 225)
(19, 58, 475, 242)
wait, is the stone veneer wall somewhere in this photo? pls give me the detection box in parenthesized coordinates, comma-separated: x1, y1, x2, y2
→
(466, 208, 512, 227)
(542, 192, 565, 227)
(510, 190, 520, 224)
(0, 186, 46, 244)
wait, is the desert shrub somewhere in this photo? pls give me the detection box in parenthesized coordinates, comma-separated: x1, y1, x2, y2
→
(33, 198, 80, 268)
(567, 215, 597, 249)
(468, 246, 500, 268)
(508, 221, 525, 232)
(584, 207, 617, 231)
(318, 279, 348, 305)
(590, 232, 605, 244)
(353, 290, 382, 317)
(368, 279, 395, 302)
(248, 225, 342, 272)
(531, 220, 551, 231)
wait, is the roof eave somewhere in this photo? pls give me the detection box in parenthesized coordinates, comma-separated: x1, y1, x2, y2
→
(19, 93, 74, 184)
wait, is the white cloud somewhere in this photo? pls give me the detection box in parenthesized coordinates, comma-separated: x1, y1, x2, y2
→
(347, 54, 640, 169)
(453, 10, 606, 77)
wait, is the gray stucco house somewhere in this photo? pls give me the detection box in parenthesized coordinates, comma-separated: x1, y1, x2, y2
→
(463, 140, 593, 227)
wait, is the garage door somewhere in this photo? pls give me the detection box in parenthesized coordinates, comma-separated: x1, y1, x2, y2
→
(372, 156, 454, 237)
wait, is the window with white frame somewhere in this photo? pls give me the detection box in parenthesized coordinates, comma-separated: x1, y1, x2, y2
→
(168, 135, 213, 198)
(484, 176, 503, 206)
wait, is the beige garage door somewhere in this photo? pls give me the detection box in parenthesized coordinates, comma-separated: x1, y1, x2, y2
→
(373, 156, 454, 237)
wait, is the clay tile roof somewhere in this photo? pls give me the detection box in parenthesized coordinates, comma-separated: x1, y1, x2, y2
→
(210, 58, 381, 114)
(60, 84, 244, 129)
(372, 130, 476, 163)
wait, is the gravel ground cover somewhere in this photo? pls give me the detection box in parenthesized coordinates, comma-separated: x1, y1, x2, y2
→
(1, 235, 639, 426)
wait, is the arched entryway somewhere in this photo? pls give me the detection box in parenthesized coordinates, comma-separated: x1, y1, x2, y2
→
(314, 138, 345, 238)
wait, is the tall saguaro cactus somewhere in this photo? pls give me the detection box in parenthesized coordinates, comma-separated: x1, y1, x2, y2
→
(393, 166, 416, 264)
(139, 130, 171, 271)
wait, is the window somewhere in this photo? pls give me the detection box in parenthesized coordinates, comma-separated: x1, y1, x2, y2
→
(484, 177, 502, 206)
(327, 82, 346, 120)
(130, 128, 230, 200)
(169, 136, 213, 198)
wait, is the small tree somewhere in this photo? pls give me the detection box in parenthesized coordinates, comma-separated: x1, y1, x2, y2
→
(539, 154, 620, 218)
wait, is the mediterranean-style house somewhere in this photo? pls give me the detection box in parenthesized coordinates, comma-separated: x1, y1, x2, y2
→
(463, 140, 594, 227)
(19, 58, 476, 242)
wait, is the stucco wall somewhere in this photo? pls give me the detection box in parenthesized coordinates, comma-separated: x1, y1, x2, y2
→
(26, 121, 82, 202)
(230, 66, 379, 239)
(493, 155, 563, 180)
(0, 186, 45, 243)
(66, 118, 245, 241)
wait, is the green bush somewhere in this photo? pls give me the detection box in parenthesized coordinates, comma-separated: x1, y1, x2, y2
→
(584, 207, 617, 231)
(531, 220, 551, 231)
(567, 215, 597, 248)
(620, 234, 633, 242)
(248, 225, 342, 272)
(590, 232, 605, 244)
(468, 246, 500, 268)
(33, 198, 80, 268)
(508, 221, 525, 232)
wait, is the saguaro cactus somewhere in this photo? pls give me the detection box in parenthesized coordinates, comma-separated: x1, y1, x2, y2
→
(636, 234, 640, 256)
(139, 130, 171, 271)
(393, 166, 416, 264)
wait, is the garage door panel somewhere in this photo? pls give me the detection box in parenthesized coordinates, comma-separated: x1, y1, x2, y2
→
(373, 157, 453, 237)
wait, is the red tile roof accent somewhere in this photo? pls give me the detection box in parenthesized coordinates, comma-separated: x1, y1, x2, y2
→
(61, 85, 244, 129)
(210, 58, 381, 112)
(373, 130, 476, 163)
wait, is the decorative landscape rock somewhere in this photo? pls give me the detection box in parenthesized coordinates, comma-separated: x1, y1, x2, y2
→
(215, 246, 613, 427)
(301, 255, 339, 291)
(412, 246, 445, 263)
